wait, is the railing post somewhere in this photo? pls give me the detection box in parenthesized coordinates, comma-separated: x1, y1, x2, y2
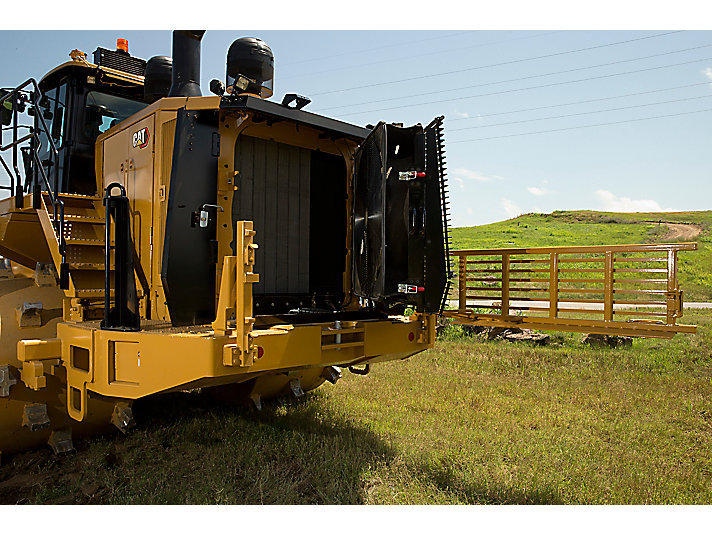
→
(12, 92, 22, 209)
(549, 252, 559, 319)
(667, 250, 677, 325)
(501, 253, 510, 317)
(604, 251, 614, 321)
(458, 255, 467, 313)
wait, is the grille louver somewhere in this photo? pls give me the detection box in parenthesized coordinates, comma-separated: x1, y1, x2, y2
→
(93, 48, 146, 77)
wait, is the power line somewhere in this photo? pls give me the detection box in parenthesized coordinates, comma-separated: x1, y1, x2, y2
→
(313, 43, 712, 113)
(448, 81, 712, 123)
(334, 56, 712, 117)
(282, 31, 473, 67)
(447, 94, 712, 131)
(281, 31, 561, 80)
(448, 107, 712, 143)
(310, 30, 683, 97)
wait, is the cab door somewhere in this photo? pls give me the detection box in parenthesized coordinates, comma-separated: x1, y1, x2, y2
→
(352, 118, 449, 313)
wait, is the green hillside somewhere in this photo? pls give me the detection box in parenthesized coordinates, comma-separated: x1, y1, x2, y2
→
(450, 211, 712, 301)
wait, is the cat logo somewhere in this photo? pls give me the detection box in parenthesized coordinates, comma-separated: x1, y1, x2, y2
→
(132, 127, 150, 149)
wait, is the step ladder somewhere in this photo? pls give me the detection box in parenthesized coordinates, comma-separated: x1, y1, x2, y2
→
(36, 192, 113, 317)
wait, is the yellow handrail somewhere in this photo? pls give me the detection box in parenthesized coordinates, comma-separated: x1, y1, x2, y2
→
(445, 242, 698, 339)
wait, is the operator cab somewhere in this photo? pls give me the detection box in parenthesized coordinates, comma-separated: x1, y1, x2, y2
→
(35, 43, 149, 195)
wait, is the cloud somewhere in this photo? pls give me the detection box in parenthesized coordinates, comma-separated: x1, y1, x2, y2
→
(527, 186, 550, 196)
(451, 168, 503, 183)
(454, 111, 470, 119)
(501, 198, 523, 218)
(704, 67, 712, 85)
(595, 190, 675, 212)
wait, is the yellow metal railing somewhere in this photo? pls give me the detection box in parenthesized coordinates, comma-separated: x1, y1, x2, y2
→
(445, 242, 697, 338)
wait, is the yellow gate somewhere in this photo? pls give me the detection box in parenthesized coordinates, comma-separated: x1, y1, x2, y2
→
(444, 242, 697, 338)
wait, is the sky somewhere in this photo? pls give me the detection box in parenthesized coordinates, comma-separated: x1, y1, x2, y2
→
(1, 14, 711, 228)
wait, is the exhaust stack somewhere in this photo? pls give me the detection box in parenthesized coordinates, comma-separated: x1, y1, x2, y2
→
(168, 30, 205, 97)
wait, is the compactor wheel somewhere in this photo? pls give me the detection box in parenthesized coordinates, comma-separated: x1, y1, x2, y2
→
(0, 276, 131, 457)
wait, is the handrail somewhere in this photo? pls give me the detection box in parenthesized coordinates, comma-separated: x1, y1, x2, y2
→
(0, 78, 67, 277)
(452, 242, 698, 256)
(0, 155, 13, 191)
(447, 242, 698, 338)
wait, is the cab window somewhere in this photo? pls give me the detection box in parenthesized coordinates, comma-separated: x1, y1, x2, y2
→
(37, 82, 67, 162)
(84, 91, 147, 141)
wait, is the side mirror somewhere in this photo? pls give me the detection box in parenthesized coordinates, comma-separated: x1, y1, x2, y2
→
(1, 90, 11, 126)
(1, 103, 11, 126)
(51, 107, 63, 141)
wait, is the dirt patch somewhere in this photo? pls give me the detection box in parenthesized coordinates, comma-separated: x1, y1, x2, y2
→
(662, 223, 702, 241)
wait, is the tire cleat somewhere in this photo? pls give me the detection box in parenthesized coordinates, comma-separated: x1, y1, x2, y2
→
(22, 403, 50, 431)
(111, 402, 135, 434)
(289, 378, 305, 398)
(321, 366, 342, 384)
(250, 393, 262, 411)
(48, 429, 74, 455)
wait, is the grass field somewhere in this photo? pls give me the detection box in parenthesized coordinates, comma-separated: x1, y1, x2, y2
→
(2, 309, 710, 505)
(1, 209, 710, 504)
(450, 210, 712, 300)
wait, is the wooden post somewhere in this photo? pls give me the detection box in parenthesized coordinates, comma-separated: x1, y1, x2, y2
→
(549, 252, 559, 319)
(667, 250, 677, 325)
(458, 255, 467, 313)
(501, 254, 510, 317)
(604, 251, 614, 321)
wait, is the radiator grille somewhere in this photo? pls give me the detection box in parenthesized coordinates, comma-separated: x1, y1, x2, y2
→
(93, 48, 146, 77)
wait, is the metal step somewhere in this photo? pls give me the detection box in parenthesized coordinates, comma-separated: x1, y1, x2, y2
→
(42, 191, 102, 204)
(67, 262, 111, 271)
(66, 238, 105, 246)
(52, 214, 105, 225)
(74, 288, 114, 298)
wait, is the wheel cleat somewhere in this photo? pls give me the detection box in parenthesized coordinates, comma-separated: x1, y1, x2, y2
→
(48, 429, 74, 455)
(321, 366, 342, 384)
(289, 378, 305, 398)
(250, 393, 262, 411)
(111, 402, 135, 434)
(22, 403, 50, 431)
(0, 365, 17, 397)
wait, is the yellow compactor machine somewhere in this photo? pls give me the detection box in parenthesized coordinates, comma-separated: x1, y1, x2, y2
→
(0, 31, 453, 456)
(0, 31, 697, 457)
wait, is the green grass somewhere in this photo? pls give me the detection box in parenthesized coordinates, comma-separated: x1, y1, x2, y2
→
(450, 210, 712, 300)
(2, 310, 711, 504)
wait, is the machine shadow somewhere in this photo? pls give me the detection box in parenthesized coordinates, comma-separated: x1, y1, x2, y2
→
(1, 389, 560, 505)
(129, 391, 563, 505)
(407, 459, 564, 505)
(126, 389, 394, 504)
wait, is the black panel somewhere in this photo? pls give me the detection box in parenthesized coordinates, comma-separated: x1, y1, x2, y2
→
(352, 120, 447, 313)
(383, 124, 425, 300)
(309, 151, 347, 304)
(101, 183, 140, 331)
(221, 94, 370, 141)
(161, 108, 219, 326)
